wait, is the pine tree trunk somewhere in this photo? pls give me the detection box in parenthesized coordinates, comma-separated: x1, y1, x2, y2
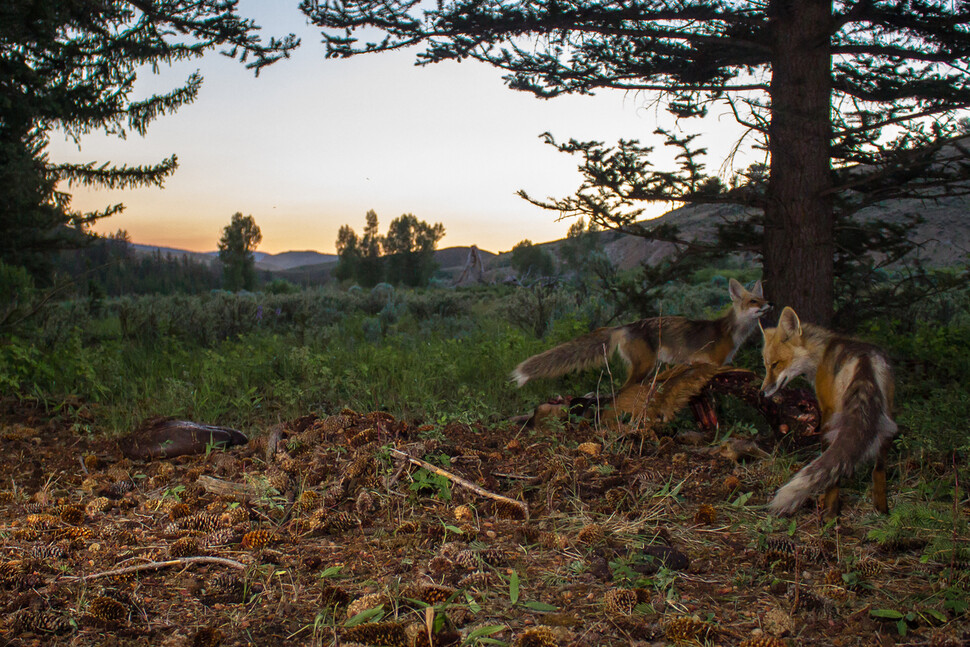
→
(764, 0, 834, 326)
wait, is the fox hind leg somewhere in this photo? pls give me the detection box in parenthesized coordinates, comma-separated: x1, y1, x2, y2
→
(871, 440, 891, 514)
(821, 485, 841, 520)
(617, 337, 658, 390)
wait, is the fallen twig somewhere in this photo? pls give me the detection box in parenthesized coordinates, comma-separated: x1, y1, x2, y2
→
(492, 472, 539, 482)
(63, 556, 247, 582)
(389, 448, 529, 519)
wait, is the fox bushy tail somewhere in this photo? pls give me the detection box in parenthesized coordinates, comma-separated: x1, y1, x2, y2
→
(769, 358, 897, 515)
(512, 327, 622, 387)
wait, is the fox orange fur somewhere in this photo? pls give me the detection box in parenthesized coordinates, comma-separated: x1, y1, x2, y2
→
(512, 278, 770, 392)
(760, 306, 897, 517)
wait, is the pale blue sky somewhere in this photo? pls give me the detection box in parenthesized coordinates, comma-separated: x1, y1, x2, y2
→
(49, 2, 755, 255)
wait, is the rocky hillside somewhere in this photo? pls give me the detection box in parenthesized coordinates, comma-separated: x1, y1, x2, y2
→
(503, 199, 970, 276)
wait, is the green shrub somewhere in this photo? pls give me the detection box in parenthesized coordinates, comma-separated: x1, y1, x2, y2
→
(263, 278, 300, 295)
(0, 336, 51, 396)
(860, 318, 970, 455)
(0, 261, 35, 332)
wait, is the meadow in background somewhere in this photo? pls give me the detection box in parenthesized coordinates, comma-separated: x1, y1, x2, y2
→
(2, 260, 968, 460)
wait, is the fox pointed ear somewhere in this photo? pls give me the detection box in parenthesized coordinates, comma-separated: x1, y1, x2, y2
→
(777, 307, 802, 340)
(758, 319, 767, 338)
(728, 277, 744, 302)
(751, 280, 764, 298)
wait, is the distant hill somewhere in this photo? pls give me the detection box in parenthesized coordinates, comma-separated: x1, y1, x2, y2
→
(254, 250, 337, 271)
(508, 199, 970, 273)
(129, 245, 337, 271)
(268, 246, 497, 285)
(128, 197, 968, 287)
(433, 246, 498, 272)
(130, 243, 216, 264)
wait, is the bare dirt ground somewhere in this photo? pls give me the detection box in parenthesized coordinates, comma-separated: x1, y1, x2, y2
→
(0, 399, 966, 647)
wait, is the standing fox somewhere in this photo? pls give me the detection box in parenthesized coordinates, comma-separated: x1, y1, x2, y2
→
(760, 307, 897, 517)
(512, 278, 771, 390)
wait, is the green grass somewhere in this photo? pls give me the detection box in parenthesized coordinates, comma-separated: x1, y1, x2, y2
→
(1, 289, 607, 436)
(2, 280, 969, 459)
(4, 321, 554, 436)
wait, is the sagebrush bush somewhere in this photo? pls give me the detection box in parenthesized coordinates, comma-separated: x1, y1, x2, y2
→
(405, 289, 473, 320)
(504, 282, 579, 337)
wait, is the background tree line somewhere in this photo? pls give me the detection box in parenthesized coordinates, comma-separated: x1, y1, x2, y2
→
(41, 212, 266, 301)
(3, 1, 970, 330)
(335, 210, 446, 287)
(53, 231, 221, 300)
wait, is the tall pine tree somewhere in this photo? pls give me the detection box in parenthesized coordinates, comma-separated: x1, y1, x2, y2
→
(305, 0, 970, 325)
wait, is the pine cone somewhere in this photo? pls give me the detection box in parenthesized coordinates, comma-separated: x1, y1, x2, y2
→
(340, 622, 407, 647)
(170, 535, 202, 557)
(85, 596, 127, 627)
(604, 587, 639, 616)
(576, 523, 606, 545)
(241, 529, 277, 549)
(663, 616, 716, 643)
(514, 625, 560, 647)
(739, 636, 787, 647)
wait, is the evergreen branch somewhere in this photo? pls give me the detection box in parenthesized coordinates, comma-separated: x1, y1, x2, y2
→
(127, 72, 203, 135)
(592, 80, 769, 92)
(69, 203, 127, 229)
(518, 189, 751, 255)
(53, 155, 179, 190)
(831, 44, 970, 63)
(832, 105, 962, 139)
(725, 94, 769, 135)
(126, 0, 300, 72)
(829, 135, 970, 198)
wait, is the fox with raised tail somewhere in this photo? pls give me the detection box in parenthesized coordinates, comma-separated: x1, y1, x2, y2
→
(760, 307, 897, 517)
(512, 278, 770, 390)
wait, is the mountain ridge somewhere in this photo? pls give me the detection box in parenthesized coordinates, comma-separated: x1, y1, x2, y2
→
(128, 198, 970, 279)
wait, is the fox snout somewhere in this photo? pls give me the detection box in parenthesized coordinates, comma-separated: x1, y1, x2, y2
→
(760, 374, 783, 398)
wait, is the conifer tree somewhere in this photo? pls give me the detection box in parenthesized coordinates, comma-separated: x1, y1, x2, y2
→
(218, 213, 262, 292)
(334, 224, 362, 282)
(333, 210, 445, 287)
(305, 0, 970, 325)
(0, 1, 298, 282)
(359, 209, 385, 287)
(383, 213, 446, 286)
(510, 239, 555, 278)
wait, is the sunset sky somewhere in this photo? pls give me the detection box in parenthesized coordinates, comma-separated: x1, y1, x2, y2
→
(48, 2, 756, 255)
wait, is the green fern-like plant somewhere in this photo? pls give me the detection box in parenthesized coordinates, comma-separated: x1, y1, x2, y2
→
(868, 501, 969, 566)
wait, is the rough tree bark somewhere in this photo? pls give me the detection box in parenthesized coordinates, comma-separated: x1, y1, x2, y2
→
(764, 0, 835, 326)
